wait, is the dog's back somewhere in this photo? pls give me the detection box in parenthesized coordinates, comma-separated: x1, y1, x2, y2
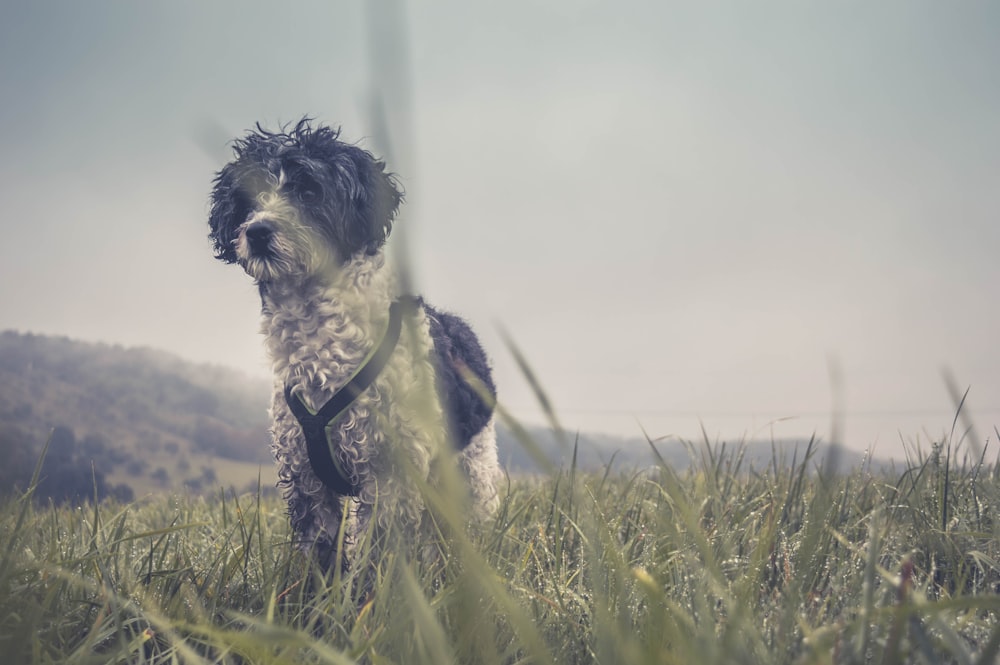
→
(424, 302, 496, 449)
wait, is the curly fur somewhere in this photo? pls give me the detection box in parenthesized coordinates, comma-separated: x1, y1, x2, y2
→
(208, 119, 500, 567)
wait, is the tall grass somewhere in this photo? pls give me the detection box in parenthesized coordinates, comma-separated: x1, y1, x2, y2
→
(1, 426, 999, 664)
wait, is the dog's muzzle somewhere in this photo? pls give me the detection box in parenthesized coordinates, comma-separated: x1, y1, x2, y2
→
(244, 220, 275, 256)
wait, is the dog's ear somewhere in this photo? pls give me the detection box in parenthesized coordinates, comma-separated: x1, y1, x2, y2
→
(208, 164, 249, 264)
(332, 148, 403, 256)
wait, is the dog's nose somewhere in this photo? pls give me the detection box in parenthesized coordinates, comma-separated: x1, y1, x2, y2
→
(245, 221, 274, 255)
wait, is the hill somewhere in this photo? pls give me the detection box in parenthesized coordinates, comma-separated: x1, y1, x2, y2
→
(500, 424, 878, 475)
(0, 331, 273, 500)
(0, 331, 874, 503)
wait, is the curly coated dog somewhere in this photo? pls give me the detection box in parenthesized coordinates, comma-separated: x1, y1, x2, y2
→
(208, 118, 500, 569)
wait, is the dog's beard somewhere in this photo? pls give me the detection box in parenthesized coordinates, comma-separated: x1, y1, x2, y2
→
(236, 236, 300, 282)
(234, 205, 338, 283)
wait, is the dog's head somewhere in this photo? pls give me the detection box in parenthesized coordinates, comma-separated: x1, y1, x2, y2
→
(208, 119, 402, 283)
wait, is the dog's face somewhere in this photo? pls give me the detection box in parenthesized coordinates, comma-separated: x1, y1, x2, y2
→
(208, 119, 402, 283)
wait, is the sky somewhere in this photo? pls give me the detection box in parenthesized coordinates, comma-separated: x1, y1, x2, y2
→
(1, 1, 998, 459)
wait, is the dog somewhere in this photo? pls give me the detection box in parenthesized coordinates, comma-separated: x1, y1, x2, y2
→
(208, 119, 501, 569)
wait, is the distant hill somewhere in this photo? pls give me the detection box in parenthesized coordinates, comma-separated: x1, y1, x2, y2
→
(0, 331, 273, 500)
(0, 331, 879, 504)
(499, 423, 880, 476)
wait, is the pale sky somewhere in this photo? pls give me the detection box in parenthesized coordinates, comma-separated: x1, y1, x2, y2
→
(2, 1, 998, 458)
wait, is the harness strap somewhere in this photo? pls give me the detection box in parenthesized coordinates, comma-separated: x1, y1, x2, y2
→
(284, 297, 417, 495)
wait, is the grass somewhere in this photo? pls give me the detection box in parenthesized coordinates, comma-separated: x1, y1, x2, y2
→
(1, 427, 999, 664)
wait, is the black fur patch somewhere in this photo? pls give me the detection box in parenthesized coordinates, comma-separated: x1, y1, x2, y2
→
(423, 301, 497, 448)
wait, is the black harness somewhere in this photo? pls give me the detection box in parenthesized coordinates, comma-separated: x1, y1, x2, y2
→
(283, 297, 417, 496)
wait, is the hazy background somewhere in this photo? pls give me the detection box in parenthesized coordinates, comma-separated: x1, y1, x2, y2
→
(2, 1, 998, 458)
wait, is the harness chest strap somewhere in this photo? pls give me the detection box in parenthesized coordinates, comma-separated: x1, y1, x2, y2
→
(283, 297, 416, 496)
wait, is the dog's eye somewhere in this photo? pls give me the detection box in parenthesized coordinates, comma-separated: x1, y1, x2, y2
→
(295, 178, 323, 203)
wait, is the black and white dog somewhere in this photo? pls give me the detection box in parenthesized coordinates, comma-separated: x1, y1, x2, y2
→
(208, 119, 500, 568)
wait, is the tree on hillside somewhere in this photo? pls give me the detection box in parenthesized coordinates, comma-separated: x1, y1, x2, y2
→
(192, 417, 270, 463)
(0, 424, 133, 504)
(0, 422, 38, 495)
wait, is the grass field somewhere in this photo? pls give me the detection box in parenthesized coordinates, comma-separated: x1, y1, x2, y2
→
(1, 429, 999, 664)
